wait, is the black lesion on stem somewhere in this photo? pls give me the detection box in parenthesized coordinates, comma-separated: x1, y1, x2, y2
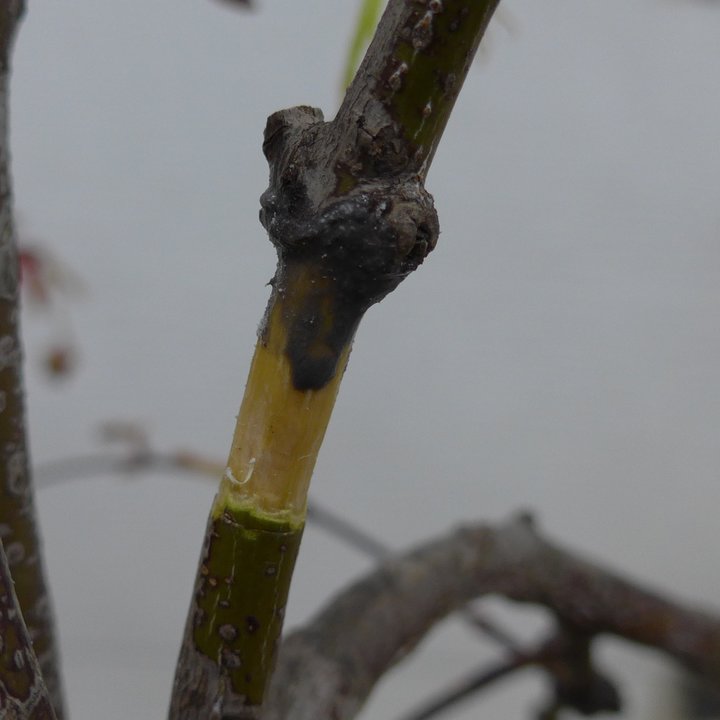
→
(259, 106, 440, 391)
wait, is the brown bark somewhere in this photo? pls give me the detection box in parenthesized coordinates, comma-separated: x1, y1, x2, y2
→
(0, 4, 65, 717)
(264, 515, 720, 719)
(0, 539, 57, 720)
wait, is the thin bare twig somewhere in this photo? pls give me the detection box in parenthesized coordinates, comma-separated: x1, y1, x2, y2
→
(395, 654, 533, 720)
(34, 445, 522, 656)
(306, 502, 387, 561)
(395, 623, 623, 720)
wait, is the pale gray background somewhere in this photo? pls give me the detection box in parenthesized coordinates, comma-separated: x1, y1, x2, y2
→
(10, 0, 720, 718)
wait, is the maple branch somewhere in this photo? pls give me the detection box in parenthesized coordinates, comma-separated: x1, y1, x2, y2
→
(264, 515, 719, 719)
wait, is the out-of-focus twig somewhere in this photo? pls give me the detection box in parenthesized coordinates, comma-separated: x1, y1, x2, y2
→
(263, 515, 719, 720)
(396, 623, 622, 720)
(306, 502, 387, 561)
(395, 654, 534, 720)
(18, 241, 85, 381)
(33, 433, 522, 656)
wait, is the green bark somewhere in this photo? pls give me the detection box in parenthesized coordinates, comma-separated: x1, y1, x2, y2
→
(334, 0, 502, 184)
(373, 1, 500, 167)
(192, 508, 303, 705)
(169, 507, 303, 718)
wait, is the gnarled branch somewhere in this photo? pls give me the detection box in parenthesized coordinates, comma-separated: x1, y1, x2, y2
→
(265, 515, 720, 720)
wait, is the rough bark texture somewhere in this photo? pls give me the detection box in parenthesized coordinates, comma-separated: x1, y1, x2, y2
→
(259, 0, 501, 392)
(0, 540, 57, 720)
(0, 4, 65, 718)
(259, 107, 439, 392)
(258, 0, 502, 394)
(331, 0, 501, 181)
(264, 515, 720, 720)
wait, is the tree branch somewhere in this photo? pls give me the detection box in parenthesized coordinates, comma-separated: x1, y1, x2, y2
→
(264, 515, 720, 720)
(0, 540, 57, 720)
(395, 654, 532, 720)
(394, 630, 622, 720)
(0, 5, 65, 717)
(169, 1, 502, 717)
(333, 0, 501, 181)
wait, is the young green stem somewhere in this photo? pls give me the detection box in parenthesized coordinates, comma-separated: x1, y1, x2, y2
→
(169, 285, 348, 719)
(169, 1, 501, 717)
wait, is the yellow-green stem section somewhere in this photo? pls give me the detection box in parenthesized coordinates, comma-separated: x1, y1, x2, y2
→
(170, 267, 357, 714)
(214, 291, 350, 523)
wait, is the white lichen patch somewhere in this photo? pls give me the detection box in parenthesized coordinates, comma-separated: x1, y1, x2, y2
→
(13, 648, 25, 671)
(0, 334, 18, 371)
(5, 446, 29, 500)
